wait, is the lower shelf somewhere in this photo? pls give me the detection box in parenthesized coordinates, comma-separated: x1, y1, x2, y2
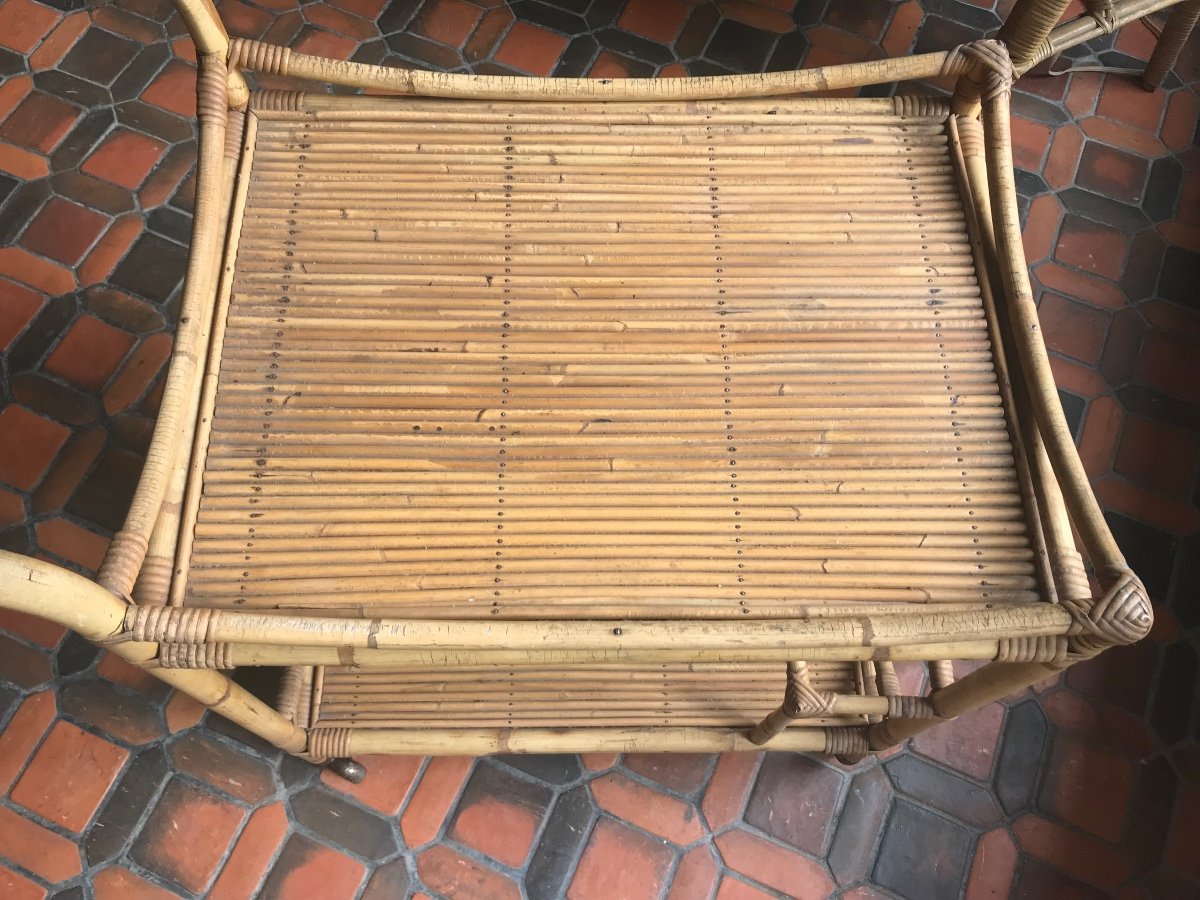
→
(310, 661, 866, 732)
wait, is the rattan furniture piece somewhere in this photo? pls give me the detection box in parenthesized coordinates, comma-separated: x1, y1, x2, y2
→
(0, 2, 1173, 779)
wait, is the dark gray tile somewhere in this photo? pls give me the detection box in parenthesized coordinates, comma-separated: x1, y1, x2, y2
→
(512, 0, 588, 36)
(110, 231, 188, 304)
(525, 786, 593, 900)
(496, 754, 583, 785)
(59, 27, 140, 86)
(1059, 389, 1086, 441)
(886, 754, 1003, 827)
(85, 746, 169, 865)
(1152, 641, 1197, 746)
(291, 786, 399, 859)
(1143, 156, 1184, 222)
(1159, 246, 1200, 311)
(828, 765, 891, 886)
(703, 20, 778, 74)
(873, 800, 972, 900)
(744, 753, 844, 855)
(1105, 511, 1177, 602)
(1169, 532, 1200, 630)
(1060, 187, 1152, 231)
(993, 699, 1048, 815)
(361, 859, 411, 900)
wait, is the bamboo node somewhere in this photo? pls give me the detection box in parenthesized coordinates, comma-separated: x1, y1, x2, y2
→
(885, 696, 937, 719)
(995, 634, 1068, 666)
(159, 642, 235, 669)
(229, 38, 291, 78)
(309, 727, 352, 758)
(1062, 567, 1153, 657)
(128, 606, 216, 644)
(824, 727, 870, 756)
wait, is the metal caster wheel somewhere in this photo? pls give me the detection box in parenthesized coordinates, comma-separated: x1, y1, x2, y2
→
(327, 757, 367, 784)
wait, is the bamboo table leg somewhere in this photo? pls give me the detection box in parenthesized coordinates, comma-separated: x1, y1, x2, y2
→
(1144, 0, 1200, 89)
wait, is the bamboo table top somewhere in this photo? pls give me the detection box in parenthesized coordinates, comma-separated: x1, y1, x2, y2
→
(179, 94, 1040, 621)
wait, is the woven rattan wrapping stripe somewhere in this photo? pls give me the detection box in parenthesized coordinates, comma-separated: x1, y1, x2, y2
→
(312, 661, 863, 729)
(181, 96, 1037, 619)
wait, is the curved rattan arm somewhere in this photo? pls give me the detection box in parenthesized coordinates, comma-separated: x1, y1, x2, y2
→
(975, 55, 1152, 655)
(0, 551, 306, 751)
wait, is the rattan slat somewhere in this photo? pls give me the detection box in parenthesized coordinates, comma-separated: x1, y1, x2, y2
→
(180, 97, 1037, 619)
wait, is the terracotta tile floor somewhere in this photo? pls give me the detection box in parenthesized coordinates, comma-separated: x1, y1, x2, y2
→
(0, 1, 1197, 897)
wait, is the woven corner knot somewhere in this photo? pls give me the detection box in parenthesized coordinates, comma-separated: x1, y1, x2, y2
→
(1062, 567, 1153, 657)
(780, 661, 836, 718)
(963, 39, 1014, 101)
(1085, 0, 1120, 34)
